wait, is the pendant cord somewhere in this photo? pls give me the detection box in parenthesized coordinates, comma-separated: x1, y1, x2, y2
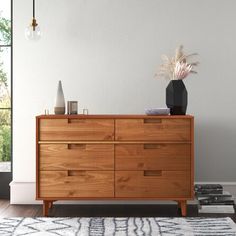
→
(33, 0, 35, 19)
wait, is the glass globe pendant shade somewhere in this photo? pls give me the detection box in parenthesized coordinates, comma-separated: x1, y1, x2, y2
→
(25, 19, 41, 41)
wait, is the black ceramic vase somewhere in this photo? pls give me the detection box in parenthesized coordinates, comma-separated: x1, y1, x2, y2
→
(166, 80, 188, 115)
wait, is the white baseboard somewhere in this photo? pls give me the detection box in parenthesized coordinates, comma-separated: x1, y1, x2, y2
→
(10, 182, 39, 205)
(10, 181, 236, 205)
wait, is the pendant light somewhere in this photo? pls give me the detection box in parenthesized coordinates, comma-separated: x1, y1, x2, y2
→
(25, 0, 41, 41)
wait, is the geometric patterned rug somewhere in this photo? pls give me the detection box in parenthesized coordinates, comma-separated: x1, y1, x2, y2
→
(0, 217, 236, 236)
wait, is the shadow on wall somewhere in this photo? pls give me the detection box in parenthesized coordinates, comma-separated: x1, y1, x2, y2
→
(195, 119, 236, 182)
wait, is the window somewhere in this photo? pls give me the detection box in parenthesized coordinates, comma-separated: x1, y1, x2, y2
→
(0, 0, 11, 172)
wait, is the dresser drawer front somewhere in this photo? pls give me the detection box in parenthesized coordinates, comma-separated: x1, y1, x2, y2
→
(39, 171, 114, 198)
(115, 171, 190, 198)
(115, 144, 190, 171)
(115, 119, 191, 141)
(40, 144, 114, 171)
(39, 119, 114, 141)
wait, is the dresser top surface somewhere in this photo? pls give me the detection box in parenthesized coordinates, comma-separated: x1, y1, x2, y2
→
(36, 114, 194, 119)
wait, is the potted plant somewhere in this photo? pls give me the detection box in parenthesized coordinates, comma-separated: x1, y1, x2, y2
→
(156, 45, 199, 115)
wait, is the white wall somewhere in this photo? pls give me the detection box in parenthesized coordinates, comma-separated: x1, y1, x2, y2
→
(13, 0, 236, 202)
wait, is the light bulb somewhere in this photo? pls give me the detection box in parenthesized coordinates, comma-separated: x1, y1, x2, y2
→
(25, 19, 41, 41)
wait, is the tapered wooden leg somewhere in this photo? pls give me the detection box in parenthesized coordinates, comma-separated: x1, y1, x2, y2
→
(43, 200, 50, 217)
(178, 200, 187, 216)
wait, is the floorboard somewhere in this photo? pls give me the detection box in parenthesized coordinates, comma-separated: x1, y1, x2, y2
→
(0, 200, 235, 223)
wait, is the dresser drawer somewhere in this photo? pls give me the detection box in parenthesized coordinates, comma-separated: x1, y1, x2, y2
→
(39, 171, 114, 198)
(115, 118, 191, 141)
(115, 144, 190, 171)
(39, 119, 114, 141)
(40, 144, 114, 171)
(115, 171, 190, 198)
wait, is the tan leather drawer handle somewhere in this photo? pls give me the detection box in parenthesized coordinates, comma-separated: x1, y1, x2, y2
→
(143, 144, 163, 149)
(68, 119, 86, 124)
(144, 170, 162, 177)
(67, 144, 86, 150)
(68, 170, 86, 176)
(143, 119, 162, 124)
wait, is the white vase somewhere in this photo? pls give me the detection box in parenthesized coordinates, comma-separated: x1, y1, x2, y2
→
(54, 80, 65, 114)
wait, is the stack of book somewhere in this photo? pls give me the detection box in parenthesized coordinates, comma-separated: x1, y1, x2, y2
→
(195, 184, 235, 213)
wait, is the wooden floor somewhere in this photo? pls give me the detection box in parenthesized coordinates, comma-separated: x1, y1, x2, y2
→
(0, 200, 235, 222)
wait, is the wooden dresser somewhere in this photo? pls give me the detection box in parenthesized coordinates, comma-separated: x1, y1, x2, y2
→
(36, 114, 194, 216)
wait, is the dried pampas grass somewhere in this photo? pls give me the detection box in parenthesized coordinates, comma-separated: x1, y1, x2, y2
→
(156, 45, 199, 80)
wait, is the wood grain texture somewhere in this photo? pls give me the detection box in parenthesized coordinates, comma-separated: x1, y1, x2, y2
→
(38, 141, 191, 144)
(39, 171, 114, 198)
(39, 119, 114, 141)
(115, 118, 191, 141)
(0, 200, 41, 217)
(36, 115, 194, 217)
(40, 144, 114, 171)
(37, 114, 194, 119)
(36, 117, 40, 199)
(115, 144, 190, 171)
(115, 171, 191, 198)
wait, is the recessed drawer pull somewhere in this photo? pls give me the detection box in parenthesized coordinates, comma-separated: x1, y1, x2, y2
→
(67, 144, 86, 150)
(143, 119, 162, 124)
(143, 144, 163, 149)
(68, 119, 86, 124)
(68, 170, 86, 176)
(144, 170, 162, 176)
